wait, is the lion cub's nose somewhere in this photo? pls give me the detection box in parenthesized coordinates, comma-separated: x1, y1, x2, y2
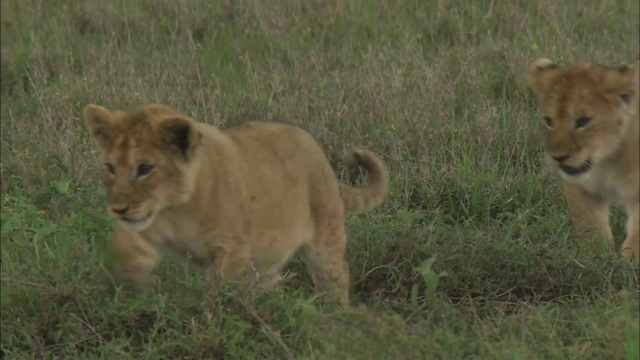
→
(111, 205, 129, 215)
(551, 155, 569, 163)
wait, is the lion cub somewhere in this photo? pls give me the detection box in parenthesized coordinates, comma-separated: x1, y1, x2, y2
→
(83, 103, 389, 302)
(528, 58, 639, 264)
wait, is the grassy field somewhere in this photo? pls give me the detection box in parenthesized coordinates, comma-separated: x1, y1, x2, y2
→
(1, 0, 639, 359)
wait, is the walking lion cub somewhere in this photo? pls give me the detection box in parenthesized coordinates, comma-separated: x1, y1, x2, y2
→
(83, 103, 389, 302)
(528, 58, 639, 264)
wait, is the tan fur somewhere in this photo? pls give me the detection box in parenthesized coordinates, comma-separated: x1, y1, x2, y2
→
(528, 58, 639, 265)
(83, 103, 389, 302)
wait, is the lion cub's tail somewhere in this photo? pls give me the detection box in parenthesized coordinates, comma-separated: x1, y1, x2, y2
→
(339, 149, 389, 213)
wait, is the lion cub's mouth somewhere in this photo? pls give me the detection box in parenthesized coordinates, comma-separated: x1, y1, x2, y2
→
(559, 160, 592, 176)
(120, 212, 154, 231)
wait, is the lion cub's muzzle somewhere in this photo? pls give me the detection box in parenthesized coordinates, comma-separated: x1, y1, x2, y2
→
(108, 204, 155, 232)
(110, 204, 129, 216)
(549, 153, 593, 176)
(558, 160, 592, 176)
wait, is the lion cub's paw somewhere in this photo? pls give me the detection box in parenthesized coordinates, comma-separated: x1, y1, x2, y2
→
(621, 248, 639, 266)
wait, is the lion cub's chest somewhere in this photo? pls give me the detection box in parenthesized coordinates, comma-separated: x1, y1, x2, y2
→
(142, 215, 210, 265)
(575, 169, 623, 204)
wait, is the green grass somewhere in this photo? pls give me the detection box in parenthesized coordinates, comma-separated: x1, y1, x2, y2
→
(1, 0, 639, 358)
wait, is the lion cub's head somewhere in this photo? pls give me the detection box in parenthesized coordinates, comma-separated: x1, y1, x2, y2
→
(528, 58, 639, 180)
(83, 104, 202, 232)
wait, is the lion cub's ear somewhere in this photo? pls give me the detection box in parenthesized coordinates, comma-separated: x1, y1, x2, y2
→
(528, 58, 560, 96)
(83, 104, 114, 152)
(600, 62, 639, 105)
(158, 116, 201, 161)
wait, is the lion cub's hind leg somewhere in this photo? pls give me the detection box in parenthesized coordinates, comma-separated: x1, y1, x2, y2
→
(299, 212, 351, 304)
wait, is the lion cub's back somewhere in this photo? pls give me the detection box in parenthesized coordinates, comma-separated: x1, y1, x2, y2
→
(223, 121, 342, 202)
(220, 120, 341, 199)
(222, 121, 333, 171)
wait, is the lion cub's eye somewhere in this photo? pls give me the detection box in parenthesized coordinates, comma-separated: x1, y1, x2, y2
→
(620, 93, 631, 104)
(105, 163, 115, 175)
(543, 116, 553, 128)
(137, 164, 155, 178)
(575, 117, 591, 129)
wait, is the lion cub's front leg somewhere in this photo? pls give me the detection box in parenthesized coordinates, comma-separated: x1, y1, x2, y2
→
(621, 205, 639, 265)
(111, 224, 160, 287)
(562, 181, 613, 254)
(204, 234, 254, 295)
